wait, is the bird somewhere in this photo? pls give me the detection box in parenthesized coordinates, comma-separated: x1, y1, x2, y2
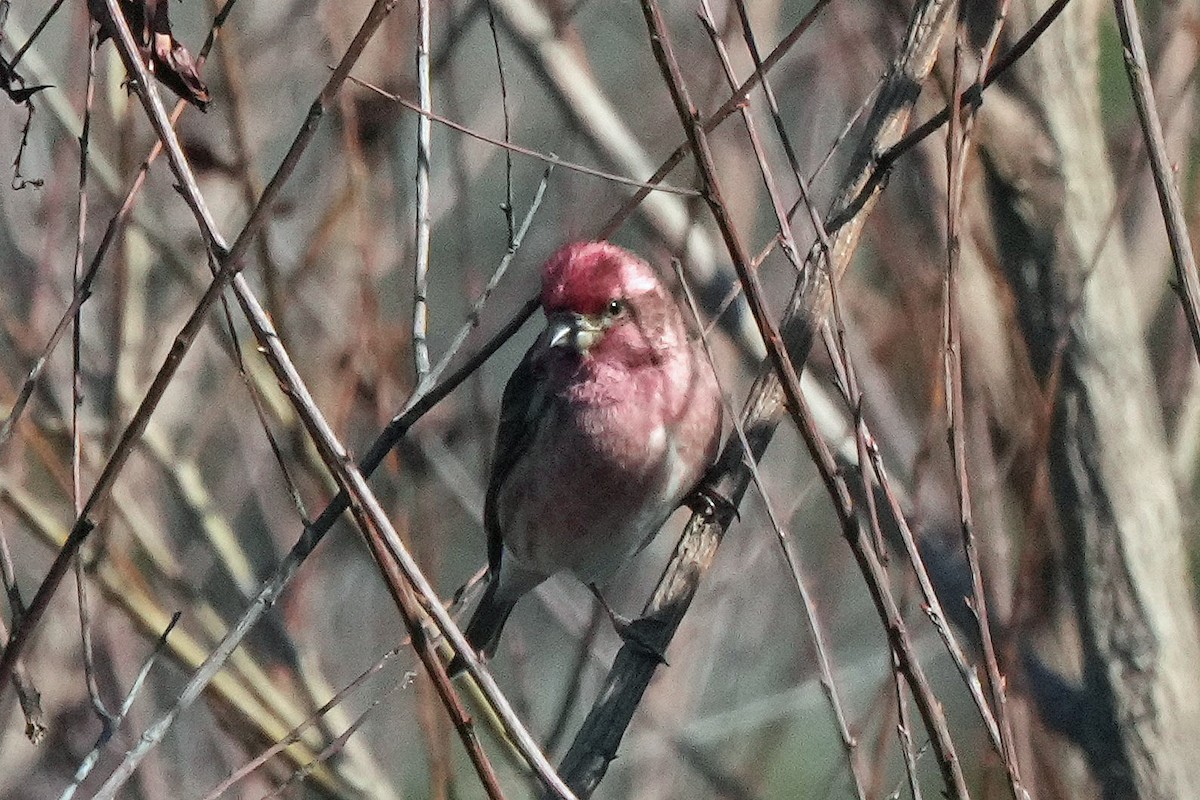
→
(455, 240, 724, 668)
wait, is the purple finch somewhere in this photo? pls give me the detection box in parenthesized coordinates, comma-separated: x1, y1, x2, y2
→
(459, 241, 723, 663)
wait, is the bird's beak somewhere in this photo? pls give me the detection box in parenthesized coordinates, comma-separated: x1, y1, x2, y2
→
(543, 312, 605, 354)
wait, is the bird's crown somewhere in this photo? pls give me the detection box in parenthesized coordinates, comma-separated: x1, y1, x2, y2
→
(541, 241, 659, 316)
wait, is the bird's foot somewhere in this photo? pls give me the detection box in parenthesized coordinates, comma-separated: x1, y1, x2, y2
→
(685, 484, 739, 525)
(588, 585, 669, 665)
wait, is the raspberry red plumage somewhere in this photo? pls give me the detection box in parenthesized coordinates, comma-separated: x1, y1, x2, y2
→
(457, 241, 723, 663)
(541, 240, 661, 316)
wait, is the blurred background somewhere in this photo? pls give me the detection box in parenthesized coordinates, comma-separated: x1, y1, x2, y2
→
(1, 0, 1198, 798)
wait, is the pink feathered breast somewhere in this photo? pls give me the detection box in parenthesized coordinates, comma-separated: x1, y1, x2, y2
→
(496, 336, 720, 583)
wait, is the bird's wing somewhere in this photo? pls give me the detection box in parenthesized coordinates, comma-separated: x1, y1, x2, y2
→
(483, 346, 552, 574)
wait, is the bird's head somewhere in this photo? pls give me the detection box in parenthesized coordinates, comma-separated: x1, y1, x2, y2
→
(537, 241, 680, 369)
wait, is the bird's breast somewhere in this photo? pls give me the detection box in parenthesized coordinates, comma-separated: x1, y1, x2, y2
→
(496, 375, 682, 581)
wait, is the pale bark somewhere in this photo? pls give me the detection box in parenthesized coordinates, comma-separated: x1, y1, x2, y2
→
(980, 0, 1200, 795)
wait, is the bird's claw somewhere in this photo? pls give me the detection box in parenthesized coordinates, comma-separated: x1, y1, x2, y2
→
(686, 484, 739, 524)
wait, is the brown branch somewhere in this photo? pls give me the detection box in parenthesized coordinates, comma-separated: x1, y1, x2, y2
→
(974, 0, 1200, 792)
(75, 6, 572, 795)
(828, 0, 1073, 236)
(943, 6, 1026, 798)
(694, 5, 866, 797)
(0, 0, 398, 709)
(555, 0, 970, 796)
(595, 0, 832, 241)
(1112, 0, 1200, 360)
(69, 24, 116, 733)
(347, 506, 506, 800)
(197, 647, 406, 800)
(345, 75, 700, 197)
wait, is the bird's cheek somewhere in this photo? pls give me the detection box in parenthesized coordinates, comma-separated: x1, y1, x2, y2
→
(597, 323, 633, 351)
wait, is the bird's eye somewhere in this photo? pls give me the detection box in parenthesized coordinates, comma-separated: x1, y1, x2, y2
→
(606, 298, 625, 317)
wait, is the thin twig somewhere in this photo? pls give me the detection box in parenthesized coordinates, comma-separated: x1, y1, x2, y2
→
(942, 5, 1026, 798)
(70, 24, 115, 731)
(543, 606, 603, 756)
(413, 0, 433, 382)
(557, 0, 966, 793)
(200, 3, 323, 601)
(1113, 0, 1200, 360)
(83, 125, 553, 799)
(259, 671, 417, 800)
(483, 0, 515, 244)
(199, 649, 411, 800)
(0, 0, 399, 707)
(57, 613, 180, 800)
(210, 0, 289, 343)
(348, 74, 699, 196)
(893, 662, 925, 800)
(693, 8, 867, 798)
(594, 0, 833, 240)
(8, 0, 68, 67)
(726, 0, 826, 271)
(0, 578, 43, 742)
(0, 132, 168, 452)
(0, 0, 241, 452)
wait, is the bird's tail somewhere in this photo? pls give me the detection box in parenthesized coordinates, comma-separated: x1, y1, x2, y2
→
(449, 577, 518, 676)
